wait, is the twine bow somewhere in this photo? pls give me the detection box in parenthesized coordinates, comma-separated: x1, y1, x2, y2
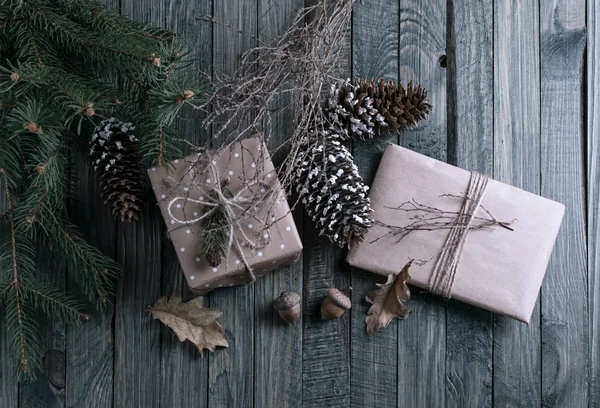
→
(166, 162, 273, 282)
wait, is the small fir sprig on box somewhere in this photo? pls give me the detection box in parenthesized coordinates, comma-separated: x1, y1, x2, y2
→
(0, 0, 206, 380)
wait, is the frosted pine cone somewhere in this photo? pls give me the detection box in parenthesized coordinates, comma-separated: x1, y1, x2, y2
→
(294, 130, 374, 248)
(324, 78, 432, 140)
(90, 118, 144, 222)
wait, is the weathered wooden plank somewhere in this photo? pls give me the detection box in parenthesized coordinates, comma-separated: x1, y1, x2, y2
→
(19, 247, 65, 408)
(158, 1, 211, 407)
(539, 1, 588, 407)
(492, 2, 542, 408)
(349, 0, 398, 407)
(208, 0, 257, 406)
(66, 148, 116, 408)
(588, 0, 600, 405)
(298, 1, 351, 407)
(0, 323, 17, 408)
(396, 0, 447, 406)
(113, 2, 165, 408)
(64, 1, 119, 406)
(254, 0, 304, 407)
(0, 183, 18, 408)
(445, 0, 494, 407)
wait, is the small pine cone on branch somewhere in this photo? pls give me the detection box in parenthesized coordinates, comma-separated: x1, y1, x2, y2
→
(90, 118, 144, 222)
(294, 130, 374, 248)
(324, 78, 432, 140)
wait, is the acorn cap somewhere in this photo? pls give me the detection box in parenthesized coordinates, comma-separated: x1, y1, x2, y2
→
(273, 291, 301, 311)
(327, 288, 351, 310)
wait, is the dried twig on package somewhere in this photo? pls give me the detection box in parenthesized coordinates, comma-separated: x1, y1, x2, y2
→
(373, 194, 515, 244)
(195, 0, 354, 194)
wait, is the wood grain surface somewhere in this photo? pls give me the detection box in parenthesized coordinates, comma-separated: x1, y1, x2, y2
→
(588, 0, 600, 406)
(254, 0, 303, 407)
(1, 0, 595, 407)
(350, 1, 399, 407)
(396, 0, 448, 406)
(492, 1, 542, 407)
(300, 2, 352, 406)
(540, 1, 588, 407)
(445, 1, 494, 407)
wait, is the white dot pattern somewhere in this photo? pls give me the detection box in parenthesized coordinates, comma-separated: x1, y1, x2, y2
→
(212, 267, 218, 272)
(196, 257, 201, 262)
(280, 244, 286, 249)
(186, 229, 191, 234)
(190, 275, 195, 280)
(180, 247, 185, 252)
(258, 251, 263, 257)
(228, 170, 233, 175)
(234, 153, 239, 158)
(286, 226, 291, 231)
(151, 167, 156, 171)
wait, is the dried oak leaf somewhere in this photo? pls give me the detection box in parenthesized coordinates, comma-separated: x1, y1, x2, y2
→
(150, 294, 229, 355)
(365, 261, 412, 334)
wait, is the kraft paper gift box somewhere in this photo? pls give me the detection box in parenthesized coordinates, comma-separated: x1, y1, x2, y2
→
(148, 137, 302, 295)
(346, 144, 565, 323)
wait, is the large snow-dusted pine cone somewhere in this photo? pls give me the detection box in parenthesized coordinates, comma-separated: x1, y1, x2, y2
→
(294, 130, 374, 248)
(90, 118, 143, 222)
(324, 78, 432, 140)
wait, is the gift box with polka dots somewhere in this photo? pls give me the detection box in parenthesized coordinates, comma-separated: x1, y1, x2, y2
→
(148, 137, 303, 294)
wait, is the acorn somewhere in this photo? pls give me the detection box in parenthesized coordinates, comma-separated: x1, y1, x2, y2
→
(321, 288, 351, 320)
(273, 291, 301, 324)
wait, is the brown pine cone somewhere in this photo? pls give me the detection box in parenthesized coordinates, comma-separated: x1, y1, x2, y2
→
(90, 118, 144, 222)
(324, 78, 432, 140)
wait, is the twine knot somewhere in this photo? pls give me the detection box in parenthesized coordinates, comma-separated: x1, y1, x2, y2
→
(428, 172, 489, 298)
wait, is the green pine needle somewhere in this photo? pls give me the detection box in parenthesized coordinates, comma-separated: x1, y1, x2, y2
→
(0, 0, 208, 380)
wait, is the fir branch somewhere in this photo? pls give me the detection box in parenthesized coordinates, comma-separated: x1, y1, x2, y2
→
(19, 282, 89, 322)
(0, 168, 40, 378)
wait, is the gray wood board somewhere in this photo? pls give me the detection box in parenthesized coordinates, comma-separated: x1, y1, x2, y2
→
(0, 134, 17, 408)
(113, 1, 165, 407)
(300, 1, 352, 407)
(588, 0, 600, 405)
(540, 1, 588, 407)
(349, 0, 399, 407)
(159, 0, 212, 407)
(66, 146, 116, 408)
(254, 0, 304, 407)
(63, 0, 119, 406)
(207, 0, 257, 406)
(492, 1, 542, 407)
(445, 0, 494, 407)
(19, 246, 65, 408)
(397, 0, 447, 407)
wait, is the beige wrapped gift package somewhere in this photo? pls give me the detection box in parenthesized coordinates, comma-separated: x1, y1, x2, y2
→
(347, 144, 565, 323)
(149, 138, 302, 295)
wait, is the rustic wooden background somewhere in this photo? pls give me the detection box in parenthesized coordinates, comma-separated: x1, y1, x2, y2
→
(1, 0, 597, 407)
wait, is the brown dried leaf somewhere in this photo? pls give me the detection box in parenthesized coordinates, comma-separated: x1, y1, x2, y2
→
(150, 294, 229, 355)
(365, 261, 412, 334)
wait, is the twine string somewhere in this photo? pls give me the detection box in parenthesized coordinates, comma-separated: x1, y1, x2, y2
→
(428, 172, 489, 298)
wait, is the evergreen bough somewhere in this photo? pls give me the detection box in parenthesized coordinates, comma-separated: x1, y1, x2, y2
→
(0, 0, 204, 379)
